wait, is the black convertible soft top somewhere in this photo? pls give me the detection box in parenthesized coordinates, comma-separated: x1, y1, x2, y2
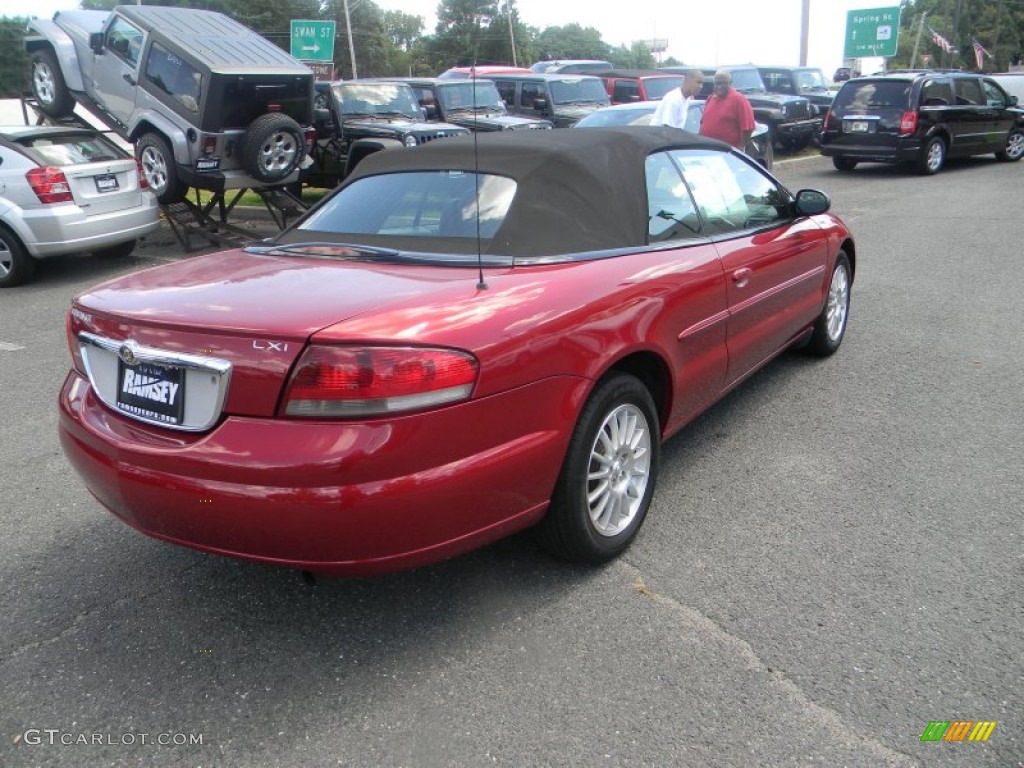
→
(341, 127, 732, 257)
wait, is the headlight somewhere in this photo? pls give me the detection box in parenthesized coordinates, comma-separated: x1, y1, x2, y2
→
(403, 135, 418, 148)
(781, 104, 789, 117)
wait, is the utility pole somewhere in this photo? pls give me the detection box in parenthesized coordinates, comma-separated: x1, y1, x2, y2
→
(910, 11, 927, 69)
(343, 0, 357, 79)
(950, 0, 964, 69)
(799, 0, 810, 66)
(508, 6, 517, 67)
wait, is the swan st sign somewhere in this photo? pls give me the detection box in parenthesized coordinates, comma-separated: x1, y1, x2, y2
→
(290, 20, 336, 63)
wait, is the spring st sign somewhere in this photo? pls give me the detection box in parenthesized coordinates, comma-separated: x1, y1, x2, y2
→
(844, 7, 901, 58)
(290, 20, 336, 63)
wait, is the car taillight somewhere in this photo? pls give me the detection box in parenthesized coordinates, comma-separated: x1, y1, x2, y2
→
(201, 135, 217, 155)
(268, 103, 282, 112)
(304, 127, 316, 152)
(821, 108, 829, 126)
(26, 166, 73, 204)
(135, 159, 148, 189)
(899, 111, 918, 135)
(283, 345, 479, 418)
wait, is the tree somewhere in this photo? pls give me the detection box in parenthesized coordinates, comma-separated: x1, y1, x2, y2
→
(0, 16, 29, 98)
(894, 0, 1024, 71)
(534, 23, 610, 62)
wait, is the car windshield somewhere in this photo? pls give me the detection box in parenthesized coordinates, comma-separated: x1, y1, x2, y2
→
(642, 77, 683, 100)
(834, 80, 911, 110)
(575, 106, 653, 127)
(729, 69, 767, 93)
(296, 171, 517, 243)
(335, 83, 421, 117)
(795, 69, 829, 92)
(18, 133, 125, 165)
(550, 78, 609, 105)
(438, 82, 506, 113)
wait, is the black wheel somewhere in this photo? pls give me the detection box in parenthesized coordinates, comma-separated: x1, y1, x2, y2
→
(0, 226, 36, 288)
(832, 157, 857, 172)
(536, 374, 660, 564)
(995, 129, 1024, 162)
(917, 136, 946, 175)
(92, 239, 137, 258)
(136, 132, 186, 204)
(805, 251, 851, 357)
(241, 113, 304, 183)
(30, 49, 74, 118)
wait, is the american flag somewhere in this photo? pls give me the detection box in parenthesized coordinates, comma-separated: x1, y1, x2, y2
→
(929, 26, 954, 54)
(972, 38, 992, 70)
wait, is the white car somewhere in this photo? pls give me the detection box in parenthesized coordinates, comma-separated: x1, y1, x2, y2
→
(0, 125, 159, 287)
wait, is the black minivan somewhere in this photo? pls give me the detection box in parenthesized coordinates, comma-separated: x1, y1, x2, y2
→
(820, 71, 1024, 174)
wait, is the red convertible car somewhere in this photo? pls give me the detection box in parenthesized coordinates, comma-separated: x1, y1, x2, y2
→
(59, 128, 855, 576)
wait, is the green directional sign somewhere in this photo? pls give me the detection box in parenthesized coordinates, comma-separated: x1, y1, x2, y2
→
(844, 6, 901, 58)
(290, 19, 336, 63)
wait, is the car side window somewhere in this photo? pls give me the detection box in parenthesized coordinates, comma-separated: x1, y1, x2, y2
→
(981, 80, 1007, 108)
(670, 150, 789, 237)
(954, 77, 984, 106)
(494, 81, 515, 107)
(144, 42, 202, 113)
(613, 81, 639, 102)
(520, 83, 544, 108)
(920, 78, 952, 107)
(644, 151, 701, 243)
(106, 17, 144, 67)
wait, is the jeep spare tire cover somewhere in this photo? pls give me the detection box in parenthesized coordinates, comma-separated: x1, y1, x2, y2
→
(240, 113, 305, 183)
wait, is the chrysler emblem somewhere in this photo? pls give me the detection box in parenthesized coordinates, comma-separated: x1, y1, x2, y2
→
(118, 343, 137, 366)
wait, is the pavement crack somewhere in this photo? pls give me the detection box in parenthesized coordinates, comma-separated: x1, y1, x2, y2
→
(617, 560, 922, 767)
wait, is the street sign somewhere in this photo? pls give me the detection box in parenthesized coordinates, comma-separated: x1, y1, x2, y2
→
(290, 19, 335, 63)
(304, 61, 336, 81)
(844, 6, 901, 59)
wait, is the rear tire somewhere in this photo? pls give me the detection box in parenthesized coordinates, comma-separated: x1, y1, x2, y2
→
(136, 133, 186, 204)
(30, 49, 74, 118)
(536, 374, 660, 564)
(917, 136, 946, 175)
(0, 227, 36, 288)
(241, 113, 305, 183)
(92, 240, 137, 258)
(805, 251, 851, 357)
(995, 128, 1024, 162)
(832, 157, 857, 171)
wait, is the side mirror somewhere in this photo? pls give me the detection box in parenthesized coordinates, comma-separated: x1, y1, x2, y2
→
(313, 107, 333, 129)
(794, 189, 831, 216)
(89, 32, 104, 53)
(424, 104, 437, 119)
(532, 97, 549, 112)
(1010, 95, 1019, 107)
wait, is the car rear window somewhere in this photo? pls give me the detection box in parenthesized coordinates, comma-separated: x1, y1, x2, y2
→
(834, 80, 912, 110)
(297, 171, 517, 240)
(17, 133, 125, 166)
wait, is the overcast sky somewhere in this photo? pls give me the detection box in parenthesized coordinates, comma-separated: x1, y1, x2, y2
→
(17, 0, 892, 72)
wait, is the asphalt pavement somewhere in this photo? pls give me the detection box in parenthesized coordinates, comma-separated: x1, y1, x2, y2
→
(1, 153, 1020, 767)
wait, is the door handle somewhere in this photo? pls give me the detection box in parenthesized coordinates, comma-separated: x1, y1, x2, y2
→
(732, 267, 752, 288)
(123, 73, 136, 85)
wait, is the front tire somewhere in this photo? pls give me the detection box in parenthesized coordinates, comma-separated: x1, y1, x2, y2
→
(832, 157, 857, 172)
(136, 133, 186, 204)
(995, 129, 1024, 162)
(241, 113, 304, 183)
(0, 226, 36, 288)
(30, 49, 74, 118)
(805, 251, 851, 357)
(917, 136, 946, 175)
(536, 374, 660, 564)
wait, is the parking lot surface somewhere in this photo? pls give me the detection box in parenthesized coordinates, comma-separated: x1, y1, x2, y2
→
(1, 154, 1020, 767)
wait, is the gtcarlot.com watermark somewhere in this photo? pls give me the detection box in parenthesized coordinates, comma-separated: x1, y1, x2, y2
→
(19, 729, 203, 747)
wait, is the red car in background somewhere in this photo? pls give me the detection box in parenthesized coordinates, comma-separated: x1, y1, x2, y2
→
(59, 128, 855, 576)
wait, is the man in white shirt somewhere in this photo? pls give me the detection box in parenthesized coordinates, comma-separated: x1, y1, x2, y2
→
(651, 69, 705, 129)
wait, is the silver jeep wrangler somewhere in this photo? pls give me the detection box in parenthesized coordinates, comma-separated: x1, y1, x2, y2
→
(27, 5, 314, 203)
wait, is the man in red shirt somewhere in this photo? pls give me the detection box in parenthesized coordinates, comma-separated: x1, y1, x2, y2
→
(700, 70, 756, 150)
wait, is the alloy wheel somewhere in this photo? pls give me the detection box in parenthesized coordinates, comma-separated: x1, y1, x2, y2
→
(1007, 131, 1024, 161)
(33, 61, 55, 105)
(586, 403, 652, 537)
(257, 131, 299, 175)
(140, 145, 168, 195)
(826, 262, 850, 342)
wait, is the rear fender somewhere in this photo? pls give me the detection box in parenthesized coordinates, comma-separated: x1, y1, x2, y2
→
(128, 113, 191, 165)
(345, 138, 403, 177)
(25, 20, 85, 92)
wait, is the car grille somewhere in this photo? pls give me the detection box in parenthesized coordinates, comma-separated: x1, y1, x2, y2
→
(788, 101, 811, 119)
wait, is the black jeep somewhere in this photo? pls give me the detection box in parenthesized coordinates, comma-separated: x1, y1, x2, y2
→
(384, 78, 552, 132)
(757, 67, 835, 112)
(664, 65, 821, 150)
(305, 81, 470, 188)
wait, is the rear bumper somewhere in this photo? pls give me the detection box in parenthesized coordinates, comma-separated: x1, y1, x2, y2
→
(819, 136, 922, 163)
(59, 370, 589, 576)
(178, 156, 312, 193)
(21, 197, 161, 258)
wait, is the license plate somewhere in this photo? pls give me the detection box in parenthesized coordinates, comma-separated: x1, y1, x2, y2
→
(94, 174, 119, 192)
(196, 156, 220, 172)
(116, 360, 186, 425)
(847, 120, 870, 133)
